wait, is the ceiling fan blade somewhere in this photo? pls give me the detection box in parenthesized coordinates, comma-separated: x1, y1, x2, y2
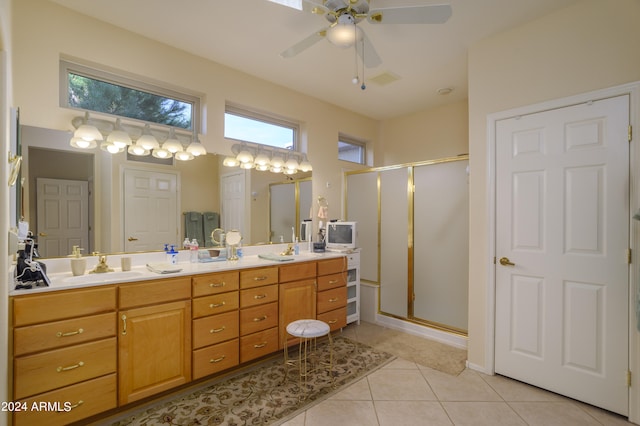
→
(280, 28, 327, 58)
(367, 4, 452, 25)
(301, 0, 330, 16)
(355, 29, 382, 68)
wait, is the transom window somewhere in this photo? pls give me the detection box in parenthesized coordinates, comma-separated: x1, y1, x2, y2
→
(60, 59, 200, 132)
(224, 104, 298, 151)
(338, 134, 367, 164)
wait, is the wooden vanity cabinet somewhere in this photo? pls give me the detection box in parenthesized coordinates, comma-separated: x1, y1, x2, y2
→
(11, 286, 117, 426)
(191, 271, 240, 380)
(278, 261, 317, 348)
(118, 277, 191, 405)
(316, 257, 348, 332)
(239, 267, 279, 363)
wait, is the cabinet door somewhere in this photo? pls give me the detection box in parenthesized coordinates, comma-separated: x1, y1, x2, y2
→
(118, 300, 191, 405)
(279, 279, 316, 348)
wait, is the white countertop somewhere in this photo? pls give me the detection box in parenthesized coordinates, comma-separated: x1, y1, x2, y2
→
(8, 245, 351, 296)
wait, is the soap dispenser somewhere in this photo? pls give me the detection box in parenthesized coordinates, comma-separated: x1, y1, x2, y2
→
(69, 246, 86, 276)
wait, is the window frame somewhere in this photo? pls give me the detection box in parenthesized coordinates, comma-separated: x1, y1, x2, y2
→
(224, 103, 299, 151)
(338, 134, 367, 165)
(60, 59, 202, 132)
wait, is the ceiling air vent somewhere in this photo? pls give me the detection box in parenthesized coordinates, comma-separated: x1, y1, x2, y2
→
(369, 71, 401, 86)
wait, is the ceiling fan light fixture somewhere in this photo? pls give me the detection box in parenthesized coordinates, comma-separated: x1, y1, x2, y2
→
(326, 14, 363, 48)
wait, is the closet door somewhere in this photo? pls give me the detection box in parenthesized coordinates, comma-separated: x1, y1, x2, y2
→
(379, 167, 410, 318)
(413, 159, 469, 331)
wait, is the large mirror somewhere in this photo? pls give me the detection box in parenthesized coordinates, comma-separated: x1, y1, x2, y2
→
(19, 125, 311, 258)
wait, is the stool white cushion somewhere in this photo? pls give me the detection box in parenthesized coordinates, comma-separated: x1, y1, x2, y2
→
(286, 319, 330, 338)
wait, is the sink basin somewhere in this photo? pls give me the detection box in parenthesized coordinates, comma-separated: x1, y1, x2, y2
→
(60, 270, 145, 285)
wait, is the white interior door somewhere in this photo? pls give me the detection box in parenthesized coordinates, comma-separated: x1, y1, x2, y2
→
(220, 172, 245, 237)
(36, 178, 89, 257)
(123, 169, 178, 252)
(495, 95, 630, 415)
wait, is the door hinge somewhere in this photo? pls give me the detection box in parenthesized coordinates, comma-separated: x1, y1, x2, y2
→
(628, 249, 632, 264)
(627, 370, 632, 387)
(629, 125, 633, 142)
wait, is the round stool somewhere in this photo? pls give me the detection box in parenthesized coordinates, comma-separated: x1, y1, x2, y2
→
(283, 319, 333, 393)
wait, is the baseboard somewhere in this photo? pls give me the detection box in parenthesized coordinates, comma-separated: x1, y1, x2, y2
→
(374, 313, 468, 350)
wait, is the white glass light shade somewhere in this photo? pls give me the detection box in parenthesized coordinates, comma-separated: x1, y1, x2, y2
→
(299, 159, 312, 172)
(236, 148, 253, 163)
(285, 157, 299, 171)
(107, 129, 132, 148)
(128, 144, 149, 156)
(187, 141, 206, 157)
(74, 124, 103, 142)
(255, 163, 270, 171)
(152, 148, 171, 159)
(162, 137, 183, 153)
(137, 133, 159, 151)
(254, 152, 270, 166)
(240, 161, 254, 170)
(223, 156, 240, 167)
(270, 154, 284, 168)
(70, 137, 97, 149)
(100, 141, 124, 154)
(326, 18, 362, 48)
(283, 168, 297, 175)
(175, 151, 194, 161)
(270, 165, 283, 173)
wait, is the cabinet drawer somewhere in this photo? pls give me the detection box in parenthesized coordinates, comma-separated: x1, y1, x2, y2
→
(193, 339, 239, 380)
(193, 311, 239, 349)
(240, 267, 278, 289)
(317, 306, 347, 332)
(279, 261, 316, 283)
(192, 271, 239, 297)
(240, 327, 279, 364)
(192, 292, 239, 318)
(240, 302, 278, 336)
(13, 373, 117, 426)
(119, 277, 191, 309)
(240, 284, 278, 308)
(12, 286, 116, 327)
(317, 257, 347, 276)
(14, 338, 116, 400)
(14, 312, 116, 356)
(317, 287, 347, 314)
(317, 272, 347, 292)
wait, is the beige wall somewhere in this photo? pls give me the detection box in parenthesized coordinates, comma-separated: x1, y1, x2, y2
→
(379, 100, 469, 166)
(467, 0, 640, 370)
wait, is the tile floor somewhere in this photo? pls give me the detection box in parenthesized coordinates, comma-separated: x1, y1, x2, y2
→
(281, 322, 635, 426)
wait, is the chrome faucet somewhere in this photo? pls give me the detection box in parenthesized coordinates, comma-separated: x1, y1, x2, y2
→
(90, 253, 114, 273)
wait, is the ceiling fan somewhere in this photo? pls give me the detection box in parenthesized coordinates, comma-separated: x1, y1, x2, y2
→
(279, 0, 452, 69)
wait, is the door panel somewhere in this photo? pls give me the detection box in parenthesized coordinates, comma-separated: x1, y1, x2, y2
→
(495, 95, 629, 415)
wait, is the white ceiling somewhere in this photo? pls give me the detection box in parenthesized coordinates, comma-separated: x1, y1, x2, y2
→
(50, 0, 578, 120)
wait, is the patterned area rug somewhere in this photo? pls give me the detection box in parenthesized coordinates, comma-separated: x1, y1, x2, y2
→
(111, 336, 394, 426)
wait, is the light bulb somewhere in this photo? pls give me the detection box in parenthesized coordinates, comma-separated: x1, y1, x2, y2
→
(352, 76, 359, 84)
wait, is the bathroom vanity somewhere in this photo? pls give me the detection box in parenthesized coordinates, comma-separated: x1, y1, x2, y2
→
(8, 250, 349, 425)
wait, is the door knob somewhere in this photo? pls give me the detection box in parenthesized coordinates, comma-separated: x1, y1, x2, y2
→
(499, 257, 515, 266)
(127, 237, 139, 242)
(38, 232, 48, 237)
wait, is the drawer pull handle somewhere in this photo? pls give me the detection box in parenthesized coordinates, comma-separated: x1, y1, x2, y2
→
(57, 328, 84, 338)
(328, 319, 338, 324)
(253, 315, 267, 322)
(329, 279, 339, 284)
(57, 361, 84, 372)
(210, 302, 226, 308)
(209, 282, 225, 288)
(253, 276, 268, 281)
(254, 294, 267, 300)
(329, 297, 339, 303)
(254, 342, 267, 348)
(210, 326, 226, 333)
(210, 355, 226, 363)
(121, 314, 127, 335)
(65, 400, 84, 411)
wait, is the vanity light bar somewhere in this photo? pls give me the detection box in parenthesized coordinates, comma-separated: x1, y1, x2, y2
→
(223, 142, 312, 174)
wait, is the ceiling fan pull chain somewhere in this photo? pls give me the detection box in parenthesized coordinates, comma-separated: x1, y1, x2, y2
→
(360, 36, 366, 90)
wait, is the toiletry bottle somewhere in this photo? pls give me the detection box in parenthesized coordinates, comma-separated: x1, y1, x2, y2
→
(190, 238, 199, 263)
(183, 238, 191, 250)
(294, 238, 300, 255)
(167, 245, 178, 264)
(69, 246, 86, 276)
